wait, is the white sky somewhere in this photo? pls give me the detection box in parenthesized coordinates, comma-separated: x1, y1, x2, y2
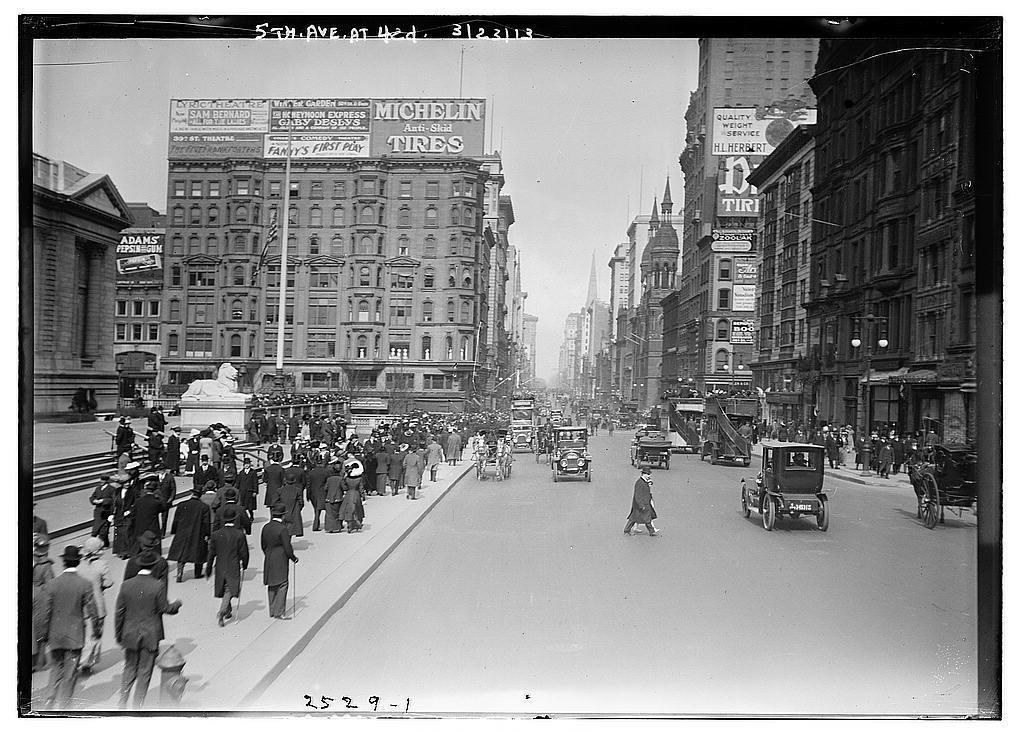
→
(32, 36, 698, 383)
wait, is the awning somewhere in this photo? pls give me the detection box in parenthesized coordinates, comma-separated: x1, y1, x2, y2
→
(889, 369, 938, 384)
(859, 367, 908, 384)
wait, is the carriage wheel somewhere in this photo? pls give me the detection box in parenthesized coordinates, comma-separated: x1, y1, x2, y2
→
(762, 495, 776, 531)
(922, 474, 941, 529)
(816, 497, 829, 532)
(740, 484, 751, 518)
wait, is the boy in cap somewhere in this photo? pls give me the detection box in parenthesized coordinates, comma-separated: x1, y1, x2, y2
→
(207, 506, 249, 626)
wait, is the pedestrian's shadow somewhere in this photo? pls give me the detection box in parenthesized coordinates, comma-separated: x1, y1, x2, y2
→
(234, 599, 263, 622)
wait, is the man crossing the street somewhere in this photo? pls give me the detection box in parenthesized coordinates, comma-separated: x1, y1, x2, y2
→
(624, 467, 660, 537)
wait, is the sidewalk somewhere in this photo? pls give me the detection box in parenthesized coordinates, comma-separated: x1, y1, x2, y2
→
(749, 445, 914, 491)
(29, 457, 475, 712)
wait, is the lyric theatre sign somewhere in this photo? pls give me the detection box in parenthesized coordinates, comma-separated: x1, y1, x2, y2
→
(169, 98, 486, 159)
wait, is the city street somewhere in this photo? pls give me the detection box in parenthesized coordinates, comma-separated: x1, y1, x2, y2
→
(259, 431, 977, 717)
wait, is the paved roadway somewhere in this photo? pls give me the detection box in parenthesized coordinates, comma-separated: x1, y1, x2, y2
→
(257, 431, 978, 717)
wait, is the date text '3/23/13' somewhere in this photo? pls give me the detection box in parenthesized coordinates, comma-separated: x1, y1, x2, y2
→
(304, 695, 411, 713)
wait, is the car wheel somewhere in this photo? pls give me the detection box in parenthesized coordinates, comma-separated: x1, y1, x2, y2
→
(816, 497, 829, 532)
(922, 474, 940, 529)
(762, 495, 776, 531)
(741, 485, 751, 518)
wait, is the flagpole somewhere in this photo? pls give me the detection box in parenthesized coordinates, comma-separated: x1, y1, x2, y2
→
(274, 121, 294, 392)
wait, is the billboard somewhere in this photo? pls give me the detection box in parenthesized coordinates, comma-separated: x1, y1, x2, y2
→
(116, 229, 164, 286)
(731, 319, 756, 344)
(734, 258, 757, 283)
(711, 103, 816, 156)
(717, 156, 760, 217)
(732, 284, 756, 312)
(711, 229, 754, 253)
(168, 98, 486, 159)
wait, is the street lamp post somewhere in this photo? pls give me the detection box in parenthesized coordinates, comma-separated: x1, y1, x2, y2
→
(850, 314, 889, 474)
(116, 362, 124, 415)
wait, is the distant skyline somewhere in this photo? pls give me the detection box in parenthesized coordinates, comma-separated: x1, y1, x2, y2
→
(33, 37, 698, 383)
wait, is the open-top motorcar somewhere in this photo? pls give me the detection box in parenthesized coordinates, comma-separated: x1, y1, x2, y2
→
(630, 429, 672, 470)
(740, 441, 828, 531)
(551, 426, 591, 482)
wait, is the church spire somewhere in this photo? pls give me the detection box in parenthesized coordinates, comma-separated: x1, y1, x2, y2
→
(661, 177, 673, 217)
(586, 250, 598, 306)
(649, 197, 659, 233)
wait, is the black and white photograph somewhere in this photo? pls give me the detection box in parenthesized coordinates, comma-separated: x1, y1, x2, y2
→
(18, 9, 1003, 719)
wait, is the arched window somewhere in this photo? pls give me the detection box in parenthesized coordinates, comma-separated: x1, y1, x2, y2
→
(463, 237, 473, 257)
(358, 299, 370, 322)
(232, 266, 245, 286)
(423, 268, 435, 289)
(463, 207, 473, 226)
(356, 335, 368, 359)
(715, 349, 730, 371)
(398, 206, 411, 227)
(310, 206, 322, 227)
(421, 336, 431, 360)
(332, 206, 345, 227)
(448, 267, 457, 287)
(168, 332, 179, 356)
(718, 258, 732, 280)
(331, 234, 344, 251)
(359, 236, 374, 255)
(450, 206, 460, 225)
(172, 206, 184, 226)
(252, 204, 261, 225)
(423, 300, 434, 322)
(230, 334, 242, 357)
(445, 336, 454, 360)
(449, 236, 459, 255)
(359, 267, 371, 286)
(425, 207, 438, 227)
(231, 300, 244, 320)
(232, 234, 246, 253)
(188, 235, 201, 254)
(190, 205, 202, 225)
(377, 235, 384, 255)
(446, 300, 456, 323)
(460, 336, 470, 360)
(716, 319, 730, 340)
(462, 268, 472, 288)
(374, 299, 382, 321)
(376, 266, 382, 287)
(360, 205, 375, 224)
(171, 234, 183, 255)
(460, 300, 471, 323)
(234, 205, 248, 224)
(424, 236, 437, 258)
(309, 235, 320, 255)
(398, 236, 409, 256)
(207, 205, 219, 225)
(288, 206, 298, 225)
(374, 334, 381, 358)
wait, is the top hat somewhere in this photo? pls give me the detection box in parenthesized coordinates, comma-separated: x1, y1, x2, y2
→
(242, 456, 252, 464)
(200, 454, 210, 461)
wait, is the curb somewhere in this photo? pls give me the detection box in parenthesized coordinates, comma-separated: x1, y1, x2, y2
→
(238, 461, 475, 707)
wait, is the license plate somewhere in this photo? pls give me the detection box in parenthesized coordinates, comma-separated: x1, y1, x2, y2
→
(790, 503, 813, 511)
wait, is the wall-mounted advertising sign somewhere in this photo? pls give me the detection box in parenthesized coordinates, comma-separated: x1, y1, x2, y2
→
(116, 229, 164, 286)
(717, 156, 760, 217)
(732, 284, 756, 312)
(168, 98, 486, 159)
(711, 229, 754, 252)
(734, 258, 757, 283)
(731, 319, 756, 344)
(711, 103, 817, 156)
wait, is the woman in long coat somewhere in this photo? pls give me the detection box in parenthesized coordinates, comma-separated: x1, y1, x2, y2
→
(324, 462, 345, 533)
(168, 488, 212, 581)
(276, 474, 305, 537)
(623, 467, 659, 536)
(31, 537, 54, 670)
(340, 458, 365, 533)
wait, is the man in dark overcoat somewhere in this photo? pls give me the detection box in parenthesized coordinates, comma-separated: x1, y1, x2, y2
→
(89, 476, 116, 549)
(287, 413, 301, 442)
(261, 504, 298, 619)
(164, 426, 181, 474)
(167, 487, 211, 583)
(236, 456, 259, 521)
(193, 454, 221, 492)
(147, 406, 167, 434)
(283, 459, 308, 495)
(42, 546, 101, 709)
(184, 429, 201, 475)
(263, 456, 285, 510)
(146, 430, 165, 470)
(623, 466, 659, 537)
(123, 531, 169, 588)
(324, 460, 344, 532)
(267, 437, 285, 463)
(115, 417, 136, 460)
(825, 432, 839, 469)
(276, 473, 305, 537)
(387, 444, 405, 496)
(131, 475, 165, 556)
(206, 507, 249, 626)
(213, 487, 252, 535)
(114, 550, 182, 708)
(306, 459, 330, 531)
(156, 465, 177, 538)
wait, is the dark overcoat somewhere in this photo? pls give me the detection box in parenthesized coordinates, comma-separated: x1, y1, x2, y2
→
(283, 464, 308, 493)
(306, 465, 330, 511)
(236, 467, 259, 511)
(131, 492, 164, 544)
(167, 497, 211, 564)
(214, 501, 253, 535)
(193, 464, 221, 492)
(387, 450, 405, 480)
(626, 477, 657, 524)
(114, 573, 180, 651)
(261, 519, 296, 586)
(263, 462, 285, 507)
(165, 434, 181, 471)
(276, 481, 305, 536)
(340, 477, 365, 524)
(207, 525, 249, 598)
(44, 570, 98, 650)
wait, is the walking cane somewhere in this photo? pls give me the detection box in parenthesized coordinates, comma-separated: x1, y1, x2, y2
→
(291, 559, 296, 620)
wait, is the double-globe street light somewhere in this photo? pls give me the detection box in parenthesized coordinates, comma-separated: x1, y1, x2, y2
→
(850, 314, 889, 474)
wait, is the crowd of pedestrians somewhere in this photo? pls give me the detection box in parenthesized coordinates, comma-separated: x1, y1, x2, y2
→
(32, 401, 513, 710)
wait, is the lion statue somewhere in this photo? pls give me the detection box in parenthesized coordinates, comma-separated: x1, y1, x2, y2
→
(180, 362, 248, 401)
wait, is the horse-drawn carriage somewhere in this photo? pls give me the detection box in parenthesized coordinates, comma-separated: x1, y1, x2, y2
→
(475, 429, 513, 480)
(630, 429, 672, 470)
(908, 444, 977, 529)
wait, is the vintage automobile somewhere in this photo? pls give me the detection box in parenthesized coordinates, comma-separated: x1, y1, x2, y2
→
(510, 424, 535, 453)
(630, 429, 672, 470)
(551, 426, 592, 482)
(740, 441, 829, 531)
(909, 443, 977, 529)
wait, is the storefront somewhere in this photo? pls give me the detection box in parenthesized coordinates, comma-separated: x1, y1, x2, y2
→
(764, 389, 801, 425)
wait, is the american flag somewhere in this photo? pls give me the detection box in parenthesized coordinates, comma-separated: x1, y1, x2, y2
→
(251, 210, 278, 286)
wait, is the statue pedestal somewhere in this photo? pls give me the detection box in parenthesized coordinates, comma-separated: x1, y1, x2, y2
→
(178, 398, 252, 434)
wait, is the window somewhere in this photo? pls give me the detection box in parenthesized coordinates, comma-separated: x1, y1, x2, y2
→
(423, 300, 434, 322)
(421, 336, 432, 360)
(718, 258, 732, 280)
(269, 181, 281, 198)
(424, 374, 455, 390)
(463, 207, 474, 227)
(170, 265, 182, 287)
(398, 236, 409, 256)
(388, 343, 410, 360)
(207, 181, 220, 197)
(116, 300, 128, 316)
(446, 300, 456, 323)
(445, 336, 454, 360)
(359, 266, 371, 287)
(360, 205, 375, 224)
(188, 265, 216, 287)
(148, 300, 161, 317)
(310, 268, 337, 289)
(309, 236, 320, 255)
(333, 181, 345, 198)
(172, 206, 184, 226)
(173, 181, 186, 197)
(424, 236, 437, 258)
(308, 298, 336, 325)
(186, 293, 214, 324)
(463, 237, 473, 257)
(190, 181, 202, 198)
(310, 181, 323, 198)
(423, 268, 435, 289)
(170, 234, 183, 255)
(186, 235, 199, 255)
(462, 268, 472, 288)
(423, 206, 438, 228)
(716, 319, 730, 340)
(361, 179, 376, 195)
(332, 206, 345, 227)
(715, 349, 730, 371)
(389, 303, 412, 326)
(190, 206, 202, 225)
(265, 301, 294, 325)
(357, 299, 370, 322)
(460, 300, 471, 323)
(230, 298, 244, 320)
(400, 181, 412, 198)
(460, 336, 471, 360)
(310, 206, 322, 227)
(168, 332, 179, 355)
(718, 288, 731, 309)
(463, 181, 475, 198)
(185, 329, 213, 358)
(398, 206, 411, 227)
(207, 205, 219, 225)
(289, 181, 299, 198)
(450, 206, 460, 225)
(358, 235, 374, 255)
(288, 206, 298, 226)
(115, 323, 126, 341)
(426, 181, 439, 198)
(229, 334, 242, 357)
(391, 271, 414, 289)
(306, 332, 336, 359)
(331, 234, 344, 252)
(236, 179, 250, 195)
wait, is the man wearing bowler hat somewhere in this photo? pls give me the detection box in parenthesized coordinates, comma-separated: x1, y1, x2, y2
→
(624, 466, 660, 537)
(206, 506, 249, 626)
(130, 475, 164, 556)
(261, 504, 298, 619)
(42, 545, 101, 709)
(235, 455, 259, 523)
(114, 550, 182, 708)
(167, 487, 211, 583)
(123, 530, 169, 588)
